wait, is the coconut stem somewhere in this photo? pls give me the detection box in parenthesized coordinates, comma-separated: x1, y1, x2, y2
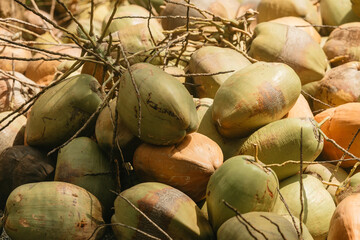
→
(318, 116, 330, 127)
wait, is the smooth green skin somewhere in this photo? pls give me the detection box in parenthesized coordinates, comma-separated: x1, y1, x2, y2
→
(108, 22, 165, 65)
(117, 63, 199, 145)
(206, 155, 279, 231)
(25, 74, 103, 149)
(197, 105, 245, 161)
(4, 182, 104, 240)
(239, 118, 324, 181)
(212, 61, 301, 138)
(257, 0, 321, 26)
(111, 182, 214, 240)
(217, 212, 313, 240)
(321, 0, 360, 26)
(95, 99, 134, 152)
(188, 46, 251, 98)
(273, 174, 336, 240)
(281, 214, 314, 240)
(54, 137, 116, 219)
(249, 22, 327, 85)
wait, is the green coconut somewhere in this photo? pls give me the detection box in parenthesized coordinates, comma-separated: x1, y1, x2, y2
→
(212, 61, 301, 138)
(95, 99, 134, 153)
(217, 212, 313, 240)
(54, 137, 116, 219)
(273, 174, 336, 240)
(197, 105, 246, 160)
(320, 0, 360, 29)
(188, 46, 251, 98)
(206, 155, 279, 231)
(117, 63, 198, 145)
(335, 172, 360, 204)
(239, 118, 323, 180)
(3, 181, 104, 240)
(249, 22, 327, 85)
(25, 74, 103, 149)
(111, 182, 214, 240)
(281, 214, 314, 240)
(302, 81, 321, 111)
(304, 163, 348, 200)
(102, 5, 160, 36)
(257, 0, 321, 26)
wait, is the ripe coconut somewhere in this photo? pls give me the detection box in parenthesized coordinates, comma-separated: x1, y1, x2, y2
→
(273, 174, 336, 240)
(0, 71, 41, 112)
(323, 22, 360, 67)
(249, 22, 327, 85)
(313, 62, 360, 110)
(314, 103, 360, 167)
(0, 145, 54, 209)
(188, 46, 251, 98)
(239, 118, 324, 180)
(328, 193, 360, 240)
(212, 61, 301, 138)
(206, 155, 279, 231)
(25, 44, 82, 85)
(0, 112, 26, 154)
(3, 182, 104, 240)
(133, 132, 223, 202)
(285, 94, 314, 119)
(112, 182, 214, 240)
(117, 63, 198, 145)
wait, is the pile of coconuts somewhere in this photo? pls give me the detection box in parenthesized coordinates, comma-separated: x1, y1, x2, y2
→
(0, 0, 360, 239)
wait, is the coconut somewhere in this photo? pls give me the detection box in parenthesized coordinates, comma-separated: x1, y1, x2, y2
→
(25, 44, 82, 85)
(3, 182, 104, 240)
(0, 71, 41, 112)
(133, 132, 223, 202)
(194, 98, 213, 122)
(249, 22, 327, 85)
(257, 0, 321, 26)
(353, 0, 360, 16)
(313, 62, 360, 110)
(55, 137, 116, 220)
(269, 17, 321, 43)
(0, 112, 26, 154)
(117, 63, 198, 145)
(328, 193, 360, 240)
(323, 23, 360, 67)
(217, 212, 313, 240)
(273, 174, 336, 240)
(206, 155, 279, 231)
(23, 9, 54, 35)
(314, 103, 360, 167)
(302, 80, 321, 111)
(0, 145, 54, 209)
(112, 182, 214, 240)
(129, 0, 164, 13)
(239, 118, 324, 180)
(25, 74, 104, 149)
(304, 163, 348, 200)
(0, 40, 32, 74)
(320, 0, 360, 31)
(212, 61, 301, 138)
(95, 99, 134, 153)
(335, 172, 360, 204)
(163, 65, 186, 83)
(285, 94, 314, 119)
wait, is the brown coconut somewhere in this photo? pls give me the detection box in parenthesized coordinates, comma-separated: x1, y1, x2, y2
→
(328, 193, 360, 240)
(133, 132, 223, 202)
(285, 93, 314, 119)
(323, 22, 360, 67)
(269, 17, 321, 43)
(0, 112, 26, 154)
(25, 44, 81, 85)
(314, 61, 360, 110)
(314, 103, 360, 167)
(0, 71, 41, 112)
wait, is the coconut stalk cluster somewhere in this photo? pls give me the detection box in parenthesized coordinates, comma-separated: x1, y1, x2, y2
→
(0, 0, 359, 239)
